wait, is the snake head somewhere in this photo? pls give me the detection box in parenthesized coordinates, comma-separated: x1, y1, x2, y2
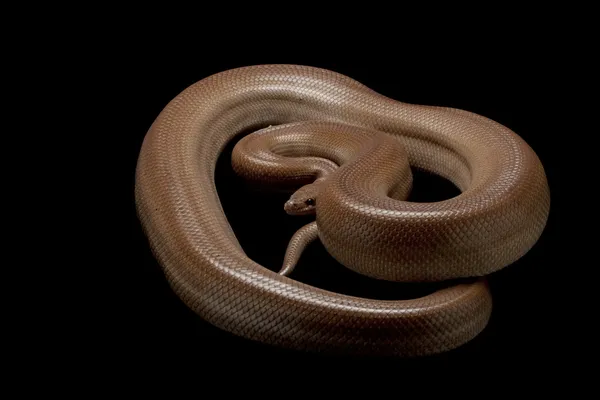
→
(284, 183, 320, 216)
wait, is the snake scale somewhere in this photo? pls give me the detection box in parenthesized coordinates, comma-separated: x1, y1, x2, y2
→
(135, 65, 550, 356)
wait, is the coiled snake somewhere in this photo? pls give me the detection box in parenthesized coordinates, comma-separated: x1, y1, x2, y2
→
(135, 65, 550, 356)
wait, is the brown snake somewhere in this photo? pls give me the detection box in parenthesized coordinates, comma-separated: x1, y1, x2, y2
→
(135, 65, 550, 356)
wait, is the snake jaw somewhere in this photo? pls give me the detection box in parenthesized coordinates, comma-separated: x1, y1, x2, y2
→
(284, 199, 316, 216)
(285, 182, 321, 215)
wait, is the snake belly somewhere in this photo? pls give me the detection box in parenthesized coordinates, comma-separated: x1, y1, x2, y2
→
(135, 65, 550, 356)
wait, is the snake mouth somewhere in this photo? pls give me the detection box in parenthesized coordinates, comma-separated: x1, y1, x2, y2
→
(284, 200, 316, 216)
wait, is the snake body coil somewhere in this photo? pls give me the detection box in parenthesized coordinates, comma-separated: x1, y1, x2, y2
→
(135, 65, 550, 356)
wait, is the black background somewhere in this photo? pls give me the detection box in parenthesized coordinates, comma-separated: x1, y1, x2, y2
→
(109, 43, 564, 373)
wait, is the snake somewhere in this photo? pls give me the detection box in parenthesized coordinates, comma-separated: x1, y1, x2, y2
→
(135, 65, 550, 356)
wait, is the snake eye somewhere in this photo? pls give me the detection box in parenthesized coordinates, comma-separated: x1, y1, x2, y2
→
(305, 198, 315, 206)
